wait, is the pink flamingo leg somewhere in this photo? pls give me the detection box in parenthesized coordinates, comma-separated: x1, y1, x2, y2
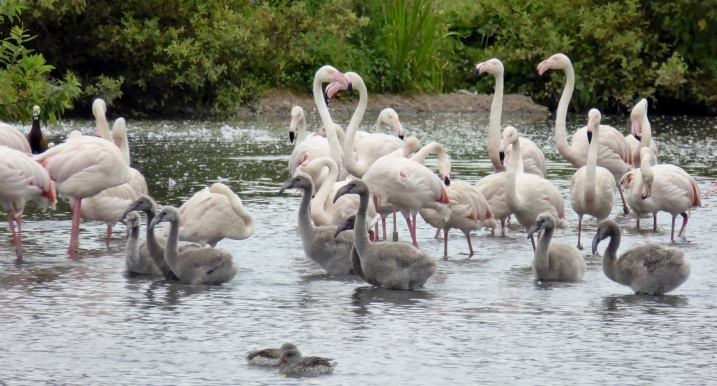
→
(670, 215, 676, 242)
(530, 235, 536, 252)
(375, 222, 379, 242)
(443, 228, 449, 257)
(392, 205, 397, 241)
(405, 217, 418, 249)
(618, 186, 629, 214)
(465, 232, 474, 257)
(501, 219, 506, 237)
(653, 214, 658, 231)
(6, 210, 20, 259)
(636, 217, 640, 229)
(69, 197, 82, 255)
(381, 217, 387, 241)
(678, 213, 689, 237)
(412, 214, 417, 236)
(106, 224, 112, 248)
(434, 228, 441, 239)
(15, 214, 22, 260)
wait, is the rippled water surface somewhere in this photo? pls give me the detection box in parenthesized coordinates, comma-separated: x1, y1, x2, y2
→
(2, 111, 717, 384)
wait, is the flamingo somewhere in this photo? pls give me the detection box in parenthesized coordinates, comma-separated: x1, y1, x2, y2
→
(500, 126, 567, 251)
(621, 147, 701, 241)
(474, 58, 547, 178)
(326, 73, 405, 179)
(111, 118, 148, 195)
(72, 183, 137, 247)
(0, 146, 57, 260)
(34, 136, 128, 255)
(570, 109, 616, 249)
(537, 53, 633, 213)
(26, 106, 48, 154)
(527, 213, 585, 281)
(289, 106, 307, 145)
(626, 98, 658, 168)
(93, 98, 112, 140)
(362, 141, 451, 249)
(304, 157, 377, 228)
(162, 183, 254, 247)
(420, 181, 497, 257)
(0, 122, 31, 154)
(474, 172, 511, 236)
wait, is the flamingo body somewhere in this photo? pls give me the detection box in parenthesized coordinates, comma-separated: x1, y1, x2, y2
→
(0, 123, 31, 154)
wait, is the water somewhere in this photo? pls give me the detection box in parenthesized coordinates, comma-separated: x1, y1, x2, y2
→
(2, 112, 717, 384)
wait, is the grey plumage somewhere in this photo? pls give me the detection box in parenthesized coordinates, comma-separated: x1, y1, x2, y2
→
(334, 179, 437, 290)
(124, 211, 162, 275)
(150, 206, 238, 285)
(246, 343, 297, 366)
(277, 349, 337, 376)
(592, 219, 690, 295)
(527, 213, 586, 281)
(279, 173, 355, 275)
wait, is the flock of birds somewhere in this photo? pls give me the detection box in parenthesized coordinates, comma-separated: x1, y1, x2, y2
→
(0, 53, 709, 376)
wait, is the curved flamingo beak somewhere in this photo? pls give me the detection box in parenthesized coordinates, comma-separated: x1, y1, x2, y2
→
(537, 59, 552, 76)
(587, 116, 596, 144)
(330, 71, 352, 96)
(289, 114, 301, 143)
(631, 118, 642, 141)
(442, 174, 451, 186)
(641, 182, 652, 200)
(325, 82, 343, 99)
(390, 117, 405, 140)
(591, 229, 601, 256)
(473, 62, 489, 79)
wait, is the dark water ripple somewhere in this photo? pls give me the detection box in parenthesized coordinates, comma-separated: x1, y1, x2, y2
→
(1, 112, 717, 384)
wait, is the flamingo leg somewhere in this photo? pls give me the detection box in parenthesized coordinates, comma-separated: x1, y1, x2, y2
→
(491, 227, 494, 236)
(618, 186, 629, 214)
(393, 206, 397, 238)
(678, 213, 689, 237)
(412, 214, 417, 236)
(6, 210, 20, 260)
(465, 232, 474, 257)
(106, 224, 112, 248)
(69, 197, 82, 255)
(670, 215, 676, 242)
(405, 217, 418, 249)
(381, 218, 386, 241)
(653, 214, 658, 231)
(443, 228, 448, 258)
(501, 219, 506, 237)
(577, 216, 583, 250)
(15, 214, 22, 260)
(434, 228, 441, 239)
(530, 235, 536, 252)
(636, 217, 640, 229)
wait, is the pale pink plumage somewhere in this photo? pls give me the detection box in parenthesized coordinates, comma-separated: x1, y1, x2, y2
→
(0, 123, 31, 154)
(72, 183, 136, 247)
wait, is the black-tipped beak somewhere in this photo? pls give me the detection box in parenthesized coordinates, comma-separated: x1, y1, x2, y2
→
(499, 151, 505, 165)
(472, 68, 480, 80)
(399, 135, 404, 140)
(334, 219, 354, 238)
(122, 203, 138, 220)
(591, 229, 601, 256)
(149, 214, 163, 229)
(278, 180, 296, 195)
(634, 134, 642, 141)
(587, 131, 593, 144)
(527, 222, 541, 240)
(289, 131, 295, 143)
(444, 176, 451, 186)
(347, 82, 353, 96)
(333, 183, 354, 203)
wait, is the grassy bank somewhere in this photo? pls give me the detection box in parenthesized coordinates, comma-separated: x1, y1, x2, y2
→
(1, 0, 715, 120)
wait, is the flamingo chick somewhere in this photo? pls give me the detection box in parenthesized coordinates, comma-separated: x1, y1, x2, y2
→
(527, 213, 585, 281)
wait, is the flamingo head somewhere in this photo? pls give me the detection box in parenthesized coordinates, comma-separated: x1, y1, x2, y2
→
(112, 118, 126, 148)
(592, 219, 619, 256)
(378, 108, 405, 139)
(125, 211, 140, 238)
(123, 194, 158, 220)
(586, 108, 601, 144)
(499, 126, 519, 165)
(32, 105, 41, 120)
(527, 213, 555, 240)
(333, 179, 368, 203)
(630, 99, 648, 141)
(537, 53, 571, 76)
(473, 58, 504, 79)
(334, 214, 356, 238)
(442, 173, 451, 186)
(92, 98, 107, 116)
(318, 66, 353, 96)
(279, 172, 313, 195)
(403, 137, 422, 157)
(68, 130, 82, 139)
(289, 106, 304, 143)
(640, 148, 654, 199)
(150, 205, 180, 229)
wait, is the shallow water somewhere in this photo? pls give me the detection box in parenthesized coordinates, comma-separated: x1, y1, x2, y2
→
(2, 112, 717, 384)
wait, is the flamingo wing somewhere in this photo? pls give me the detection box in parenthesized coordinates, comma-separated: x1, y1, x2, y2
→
(0, 123, 31, 154)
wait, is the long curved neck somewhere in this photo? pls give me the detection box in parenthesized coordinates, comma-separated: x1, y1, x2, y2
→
(534, 225, 554, 272)
(633, 117, 652, 167)
(488, 73, 505, 172)
(298, 187, 314, 236)
(226, 191, 255, 239)
(374, 115, 384, 134)
(410, 142, 450, 175)
(145, 209, 163, 258)
(343, 79, 369, 178)
(117, 136, 130, 166)
(602, 229, 621, 281)
(297, 116, 307, 145)
(353, 191, 371, 255)
(164, 218, 180, 267)
(310, 160, 339, 224)
(313, 76, 342, 174)
(585, 126, 599, 203)
(555, 66, 583, 167)
(94, 107, 111, 141)
(505, 139, 526, 213)
(126, 226, 140, 264)
(640, 153, 654, 184)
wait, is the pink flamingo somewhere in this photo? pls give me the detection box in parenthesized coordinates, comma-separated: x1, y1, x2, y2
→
(0, 146, 57, 260)
(35, 136, 128, 255)
(0, 123, 31, 154)
(626, 98, 658, 168)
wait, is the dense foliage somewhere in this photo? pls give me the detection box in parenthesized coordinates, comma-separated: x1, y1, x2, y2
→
(0, 0, 714, 118)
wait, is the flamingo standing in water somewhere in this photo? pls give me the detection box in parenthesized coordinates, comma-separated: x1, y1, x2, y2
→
(626, 99, 658, 168)
(474, 58, 547, 178)
(111, 118, 148, 195)
(0, 147, 57, 260)
(34, 136, 128, 255)
(570, 109, 616, 249)
(501, 126, 567, 251)
(621, 147, 701, 241)
(537, 53, 632, 213)
(71, 183, 137, 247)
